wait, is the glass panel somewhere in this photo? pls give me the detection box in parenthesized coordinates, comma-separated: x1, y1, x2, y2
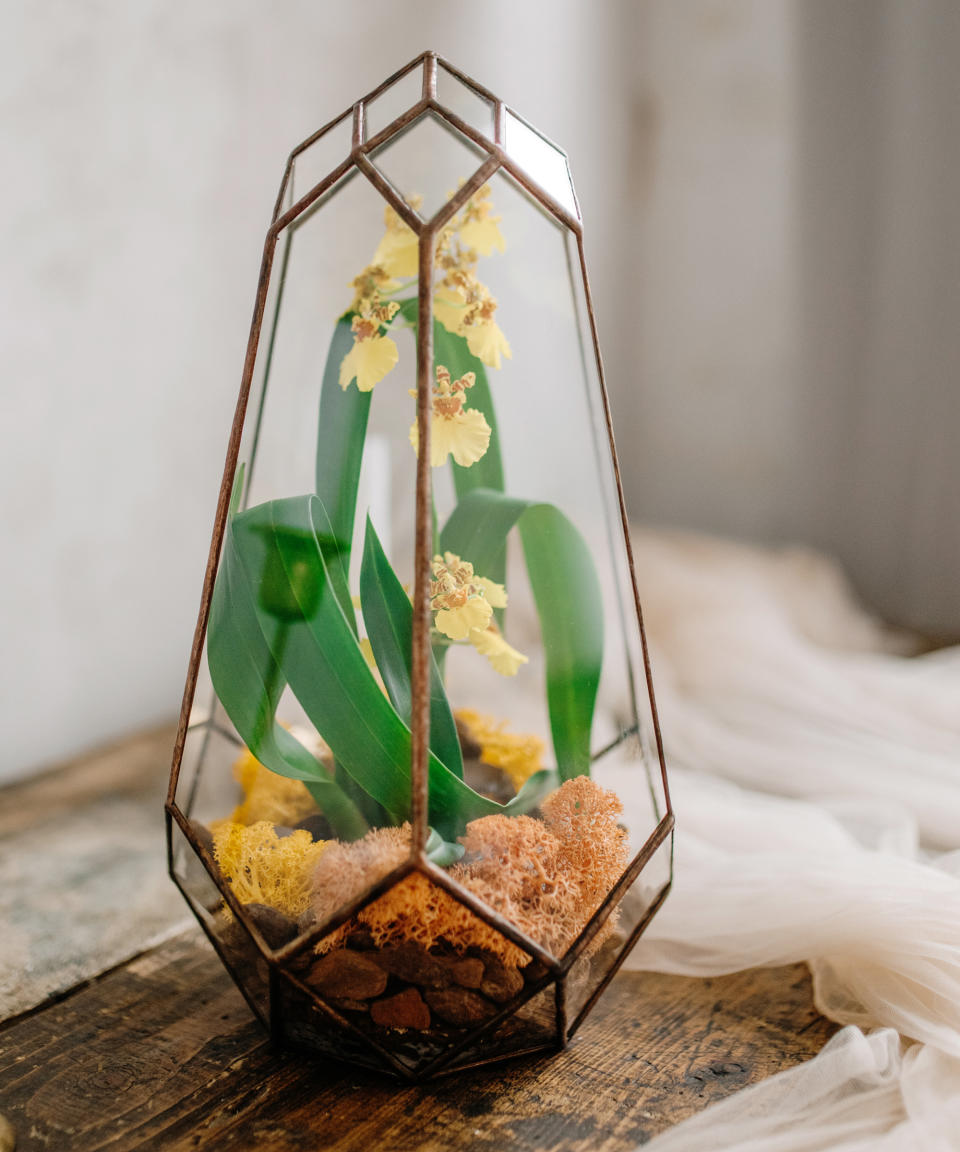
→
(179, 172, 420, 965)
(563, 834, 673, 1034)
(560, 228, 670, 826)
(436, 63, 495, 141)
(273, 974, 398, 1075)
(503, 110, 578, 218)
(364, 63, 424, 142)
(369, 112, 489, 220)
(421, 167, 666, 965)
(290, 872, 545, 1076)
(289, 110, 353, 206)
(171, 818, 271, 1023)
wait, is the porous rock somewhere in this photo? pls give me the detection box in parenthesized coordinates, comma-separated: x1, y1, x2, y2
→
(448, 957, 485, 988)
(478, 954, 525, 1003)
(371, 987, 431, 1031)
(308, 949, 387, 1000)
(425, 986, 498, 1026)
(373, 941, 450, 988)
(244, 902, 299, 949)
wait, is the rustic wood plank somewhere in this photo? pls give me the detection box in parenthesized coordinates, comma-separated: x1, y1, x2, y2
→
(0, 927, 836, 1151)
(0, 725, 190, 1018)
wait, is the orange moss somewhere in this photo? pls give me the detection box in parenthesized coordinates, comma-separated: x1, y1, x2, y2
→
(306, 777, 629, 967)
(213, 820, 327, 920)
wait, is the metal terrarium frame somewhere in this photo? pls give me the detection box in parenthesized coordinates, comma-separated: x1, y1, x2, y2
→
(166, 50, 675, 1080)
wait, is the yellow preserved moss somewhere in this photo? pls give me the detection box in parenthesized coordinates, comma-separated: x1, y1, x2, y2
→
(229, 749, 318, 827)
(455, 708, 545, 790)
(213, 820, 327, 920)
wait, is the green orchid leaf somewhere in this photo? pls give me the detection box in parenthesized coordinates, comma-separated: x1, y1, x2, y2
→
(441, 488, 604, 779)
(211, 492, 555, 839)
(207, 516, 369, 840)
(314, 313, 369, 632)
(360, 516, 464, 779)
(425, 828, 466, 866)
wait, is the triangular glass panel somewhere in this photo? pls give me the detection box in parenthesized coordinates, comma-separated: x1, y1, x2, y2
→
(364, 61, 424, 143)
(503, 110, 578, 218)
(563, 833, 673, 1039)
(436, 62, 495, 142)
(368, 112, 491, 220)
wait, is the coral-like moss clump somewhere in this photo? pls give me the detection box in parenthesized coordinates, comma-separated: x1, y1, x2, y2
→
(213, 820, 327, 920)
(304, 777, 628, 967)
(228, 750, 318, 827)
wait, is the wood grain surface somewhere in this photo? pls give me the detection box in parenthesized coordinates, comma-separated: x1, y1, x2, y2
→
(0, 927, 835, 1151)
(0, 727, 837, 1150)
(0, 725, 189, 1019)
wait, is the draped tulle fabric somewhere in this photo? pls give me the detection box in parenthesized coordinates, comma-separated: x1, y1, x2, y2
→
(614, 530, 960, 1150)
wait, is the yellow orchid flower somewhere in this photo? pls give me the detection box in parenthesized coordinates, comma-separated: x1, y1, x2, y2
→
(339, 300, 400, 392)
(469, 622, 529, 677)
(458, 185, 506, 257)
(464, 316, 511, 370)
(430, 551, 493, 641)
(408, 365, 491, 468)
(475, 576, 507, 609)
(371, 203, 419, 278)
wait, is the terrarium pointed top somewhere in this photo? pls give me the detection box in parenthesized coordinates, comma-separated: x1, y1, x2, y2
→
(272, 51, 581, 232)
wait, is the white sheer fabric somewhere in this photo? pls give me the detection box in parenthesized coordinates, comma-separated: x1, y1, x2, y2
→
(616, 530, 960, 1150)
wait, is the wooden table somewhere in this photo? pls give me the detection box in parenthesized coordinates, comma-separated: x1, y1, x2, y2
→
(0, 728, 836, 1151)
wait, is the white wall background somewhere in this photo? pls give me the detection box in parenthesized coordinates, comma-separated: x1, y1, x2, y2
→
(2, 0, 957, 782)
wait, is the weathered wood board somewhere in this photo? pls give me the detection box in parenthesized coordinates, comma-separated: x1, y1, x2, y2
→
(0, 726, 189, 1019)
(0, 928, 835, 1151)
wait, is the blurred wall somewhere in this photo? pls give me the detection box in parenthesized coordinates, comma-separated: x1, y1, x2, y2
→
(1, 1, 626, 782)
(623, 0, 960, 633)
(3, 1, 957, 783)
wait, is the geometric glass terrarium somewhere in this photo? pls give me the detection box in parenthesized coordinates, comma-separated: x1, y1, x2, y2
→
(166, 52, 674, 1080)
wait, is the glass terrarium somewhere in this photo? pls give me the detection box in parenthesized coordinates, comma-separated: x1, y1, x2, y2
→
(166, 52, 674, 1080)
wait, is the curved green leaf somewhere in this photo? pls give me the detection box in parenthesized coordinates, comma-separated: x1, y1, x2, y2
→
(441, 488, 604, 779)
(360, 516, 464, 779)
(213, 493, 555, 838)
(314, 313, 368, 631)
(207, 517, 369, 840)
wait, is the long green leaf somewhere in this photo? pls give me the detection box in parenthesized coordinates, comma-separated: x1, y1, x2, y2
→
(207, 518, 369, 840)
(314, 314, 369, 631)
(441, 488, 604, 779)
(216, 493, 554, 838)
(360, 516, 464, 779)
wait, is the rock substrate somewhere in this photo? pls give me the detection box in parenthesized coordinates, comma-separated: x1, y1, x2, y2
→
(292, 938, 543, 1032)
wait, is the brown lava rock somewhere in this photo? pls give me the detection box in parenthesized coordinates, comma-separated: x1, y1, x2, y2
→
(478, 954, 525, 1003)
(425, 986, 498, 1026)
(371, 987, 431, 1031)
(449, 957, 485, 988)
(455, 716, 483, 760)
(463, 759, 516, 805)
(328, 997, 370, 1014)
(293, 813, 334, 841)
(244, 903, 299, 949)
(309, 950, 387, 1000)
(373, 941, 450, 988)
